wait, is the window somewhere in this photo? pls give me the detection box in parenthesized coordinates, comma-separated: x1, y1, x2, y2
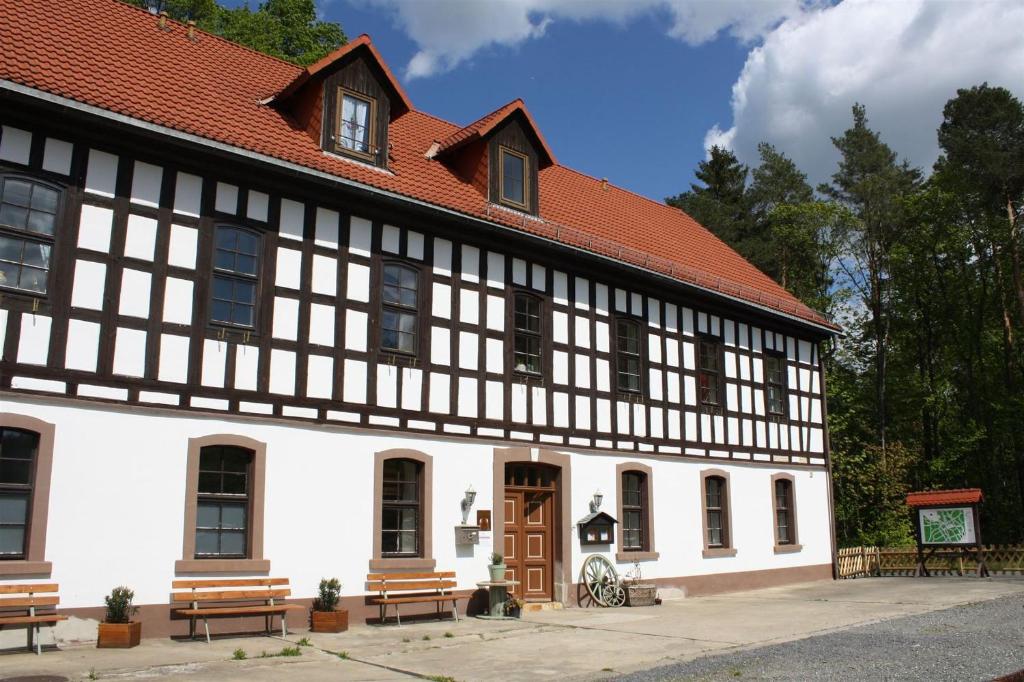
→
(705, 475, 728, 548)
(616, 319, 643, 393)
(621, 471, 645, 551)
(381, 458, 422, 557)
(699, 339, 721, 407)
(381, 263, 418, 354)
(499, 147, 528, 209)
(211, 226, 259, 328)
(774, 477, 796, 546)
(195, 445, 251, 559)
(766, 354, 786, 415)
(338, 90, 375, 156)
(0, 428, 38, 560)
(513, 294, 542, 374)
(0, 176, 60, 294)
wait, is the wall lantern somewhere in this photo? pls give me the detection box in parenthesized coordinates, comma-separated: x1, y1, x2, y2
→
(590, 489, 604, 513)
(460, 485, 477, 524)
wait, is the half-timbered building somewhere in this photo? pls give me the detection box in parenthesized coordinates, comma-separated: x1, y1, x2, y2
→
(0, 0, 839, 638)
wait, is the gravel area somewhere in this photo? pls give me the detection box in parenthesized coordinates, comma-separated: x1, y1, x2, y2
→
(616, 593, 1024, 681)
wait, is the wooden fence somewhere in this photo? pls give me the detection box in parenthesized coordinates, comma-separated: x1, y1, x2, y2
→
(838, 544, 1024, 578)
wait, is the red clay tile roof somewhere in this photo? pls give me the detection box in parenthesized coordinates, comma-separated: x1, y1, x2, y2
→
(436, 98, 556, 166)
(0, 0, 837, 331)
(906, 489, 983, 507)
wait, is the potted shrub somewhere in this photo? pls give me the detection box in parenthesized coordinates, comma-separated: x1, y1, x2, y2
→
(97, 586, 141, 648)
(623, 561, 657, 607)
(310, 578, 348, 633)
(503, 595, 525, 618)
(488, 552, 506, 582)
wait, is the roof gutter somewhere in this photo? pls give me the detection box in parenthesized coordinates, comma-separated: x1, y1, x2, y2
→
(0, 79, 839, 337)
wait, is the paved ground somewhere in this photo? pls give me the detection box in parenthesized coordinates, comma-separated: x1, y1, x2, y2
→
(1, 577, 1022, 682)
(617, 592, 1024, 681)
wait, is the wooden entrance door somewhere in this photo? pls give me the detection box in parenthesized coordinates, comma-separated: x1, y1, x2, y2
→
(504, 464, 556, 601)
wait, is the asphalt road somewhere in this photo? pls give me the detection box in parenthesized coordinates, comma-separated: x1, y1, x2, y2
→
(616, 592, 1024, 681)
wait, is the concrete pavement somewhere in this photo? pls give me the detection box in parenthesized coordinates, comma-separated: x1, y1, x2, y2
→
(2, 576, 1022, 681)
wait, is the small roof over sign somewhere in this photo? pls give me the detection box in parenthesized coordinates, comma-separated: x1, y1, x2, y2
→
(906, 488, 983, 508)
(576, 511, 617, 526)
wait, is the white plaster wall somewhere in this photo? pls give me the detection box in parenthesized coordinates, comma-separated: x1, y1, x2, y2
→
(0, 395, 830, 612)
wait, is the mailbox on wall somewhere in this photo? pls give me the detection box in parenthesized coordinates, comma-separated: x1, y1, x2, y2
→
(455, 525, 480, 545)
(576, 511, 617, 546)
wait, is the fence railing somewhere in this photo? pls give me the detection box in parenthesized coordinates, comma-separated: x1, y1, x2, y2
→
(838, 544, 1024, 578)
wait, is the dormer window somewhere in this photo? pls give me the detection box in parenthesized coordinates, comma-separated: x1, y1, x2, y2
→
(499, 147, 529, 209)
(336, 89, 376, 159)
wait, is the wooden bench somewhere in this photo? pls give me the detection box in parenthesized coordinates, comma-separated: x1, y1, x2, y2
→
(171, 578, 303, 643)
(367, 571, 463, 625)
(0, 583, 68, 654)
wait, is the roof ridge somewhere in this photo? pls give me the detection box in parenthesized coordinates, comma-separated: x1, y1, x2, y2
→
(113, 0, 304, 72)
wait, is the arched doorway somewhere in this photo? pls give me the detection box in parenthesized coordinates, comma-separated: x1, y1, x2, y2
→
(503, 462, 558, 601)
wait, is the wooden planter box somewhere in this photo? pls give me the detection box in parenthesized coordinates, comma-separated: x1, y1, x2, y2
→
(97, 621, 141, 648)
(624, 583, 657, 607)
(311, 608, 349, 633)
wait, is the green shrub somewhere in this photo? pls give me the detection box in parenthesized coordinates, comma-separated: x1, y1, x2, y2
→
(103, 586, 137, 624)
(489, 552, 503, 565)
(313, 577, 342, 612)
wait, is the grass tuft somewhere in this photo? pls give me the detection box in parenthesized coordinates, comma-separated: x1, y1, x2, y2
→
(444, 631, 454, 638)
(232, 648, 247, 660)
(338, 650, 350, 660)
(297, 637, 312, 647)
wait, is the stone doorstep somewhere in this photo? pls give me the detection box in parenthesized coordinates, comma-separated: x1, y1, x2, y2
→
(522, 601, 564, 613)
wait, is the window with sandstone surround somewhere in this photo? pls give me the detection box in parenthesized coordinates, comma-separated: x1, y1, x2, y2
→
(615, 462, 658, 562)
(371, 449, 435, 571)
(701, 469, 736, 558)
(177, 435, 268, 574)
(0, 413, 54, 576)
(771, 473, 801, 553)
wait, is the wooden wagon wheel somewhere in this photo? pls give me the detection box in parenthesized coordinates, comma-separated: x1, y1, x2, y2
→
(580, 555, 620, 607)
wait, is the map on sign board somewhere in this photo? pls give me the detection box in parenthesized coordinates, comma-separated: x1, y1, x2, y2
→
(919, 507, 976, 545)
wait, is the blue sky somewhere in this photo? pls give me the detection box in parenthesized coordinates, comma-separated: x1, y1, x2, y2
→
(330, 3, 749, 200)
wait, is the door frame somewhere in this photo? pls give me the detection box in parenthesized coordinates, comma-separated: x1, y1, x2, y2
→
(492, 447, 572, 603)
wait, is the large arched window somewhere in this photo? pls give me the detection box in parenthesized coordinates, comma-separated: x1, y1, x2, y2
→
(381, 263, 419, 354)
(211, 225, 260, 328)
(0, 427, 40, 560)
(513, 293, 542, 375)
(380, 458, 423, 557)
(0, 175, 61, 294)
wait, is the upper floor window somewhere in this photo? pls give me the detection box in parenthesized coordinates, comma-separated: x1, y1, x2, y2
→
(195, 445, 251, 559)
(0, 427, 38, 560)
(616, 319, 643, 394)
(499, 147, 529, 209)
(766, 354, 786, 415)
(621, 471, 647, 552)
(338, 89, 375, 158)
(699, 339, 721, 407)
(0, 176, 60, 295)
(211, 225, 260, 328)
(381, 458, 422, 557)
(513, 293, 542, 374)
(381, 263, 418, 355)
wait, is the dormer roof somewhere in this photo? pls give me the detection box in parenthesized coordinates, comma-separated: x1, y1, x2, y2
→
(436, 98, 556, 167)
(274, 34, 412, 116)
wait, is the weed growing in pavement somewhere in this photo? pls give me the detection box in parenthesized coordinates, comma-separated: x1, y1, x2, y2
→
(422, 634, 431, 641)
(232, 648, 247, 660)
(426, 676, 456, 682)
(444, 631, 454, 638)
(87, 670, 98, 681)
(297, 637, 312, 647)
(279, 646, 302, 657)
(402, 637, 411, 643)
(338, 651, 350, 660)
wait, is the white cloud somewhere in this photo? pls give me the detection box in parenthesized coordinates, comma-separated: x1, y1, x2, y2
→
(708, 0, 1024, 185)
(358, 0, 808, 79)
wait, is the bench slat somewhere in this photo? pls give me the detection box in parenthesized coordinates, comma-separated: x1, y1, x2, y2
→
(0, 615, 68, 625)
(367, 572, 455, 581)
(171, 589, 291, 602)
(373, 595, 460, 605)
(175, 604, 303, 616)
(0, 596, 60, 608)
(171, 578, 289, 589)
(368, 581, 455, 592)
(0, 584, 59, 595)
